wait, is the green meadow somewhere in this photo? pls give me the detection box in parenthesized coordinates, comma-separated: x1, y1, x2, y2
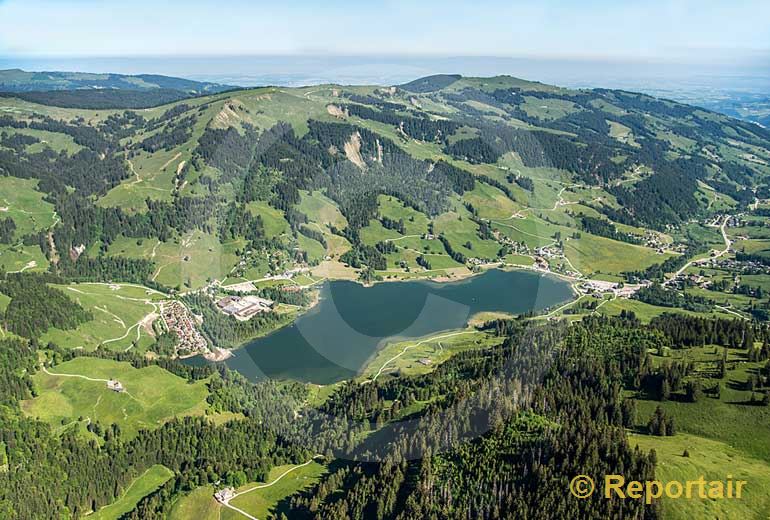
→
(170, 486, 220, 520)
(22, 357, 209, 439)
(630, 433, 770, 519)
(0, 243, 48, 273)
(91, 465, 174, 520)
(41, 282, 166, 352)
(564, 233, 675, 278)
(1, 126, 83, 154)
(107, 231, 242, 290)
(359, 329, 497, 381)
(596, 297, 736, 323)
(0, 176, 57, 237)
(170, 461, 328, 520)
(226, 461, 328, 520)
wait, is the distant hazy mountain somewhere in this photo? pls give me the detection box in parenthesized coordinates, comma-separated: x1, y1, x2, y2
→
(0, 68, 235, 109)
(0, 68, 232, 94)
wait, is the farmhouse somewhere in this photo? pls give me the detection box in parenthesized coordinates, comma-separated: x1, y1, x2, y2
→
(214, 487, 235, 503)
(106, 379, 124, 392)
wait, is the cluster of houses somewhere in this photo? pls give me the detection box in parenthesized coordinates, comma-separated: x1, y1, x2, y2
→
(641, 230, 682, 254)
(161, 301, 209, 356)
(468, 257, 496, 267)
(676, 273, 713, 290)
(216, 295, 274, 321)
(534, 256, 549, 270)
(534, 245, 562, 259)
(726, 215, 743, 228)
(579, 279, 647, 298)
(492, 231, 531, 256)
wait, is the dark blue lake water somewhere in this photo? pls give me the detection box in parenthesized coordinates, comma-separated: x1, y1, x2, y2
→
(186, 269, 573, 384)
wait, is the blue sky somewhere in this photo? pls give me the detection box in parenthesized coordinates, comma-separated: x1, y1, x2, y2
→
(0, 0, 768, 62)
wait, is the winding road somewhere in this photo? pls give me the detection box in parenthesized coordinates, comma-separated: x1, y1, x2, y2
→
(41, 365, 109, 383)
(668, 214, 731, 283)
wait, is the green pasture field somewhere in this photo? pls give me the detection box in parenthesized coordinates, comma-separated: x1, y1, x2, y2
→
(491, 215, 559, 249)
(298, 190, 348, 229)
(226, 461, 328, 520)
(0, 96, 122, 123)
(170, 486, 220, 520)
(520, 96, 582, 121)
(376, 195, 430, 235)
(91, 465, 174, 520)
(359, 329, 495, 381)
(564, 233, 675, 277)
(630, 433, 770, 519)
(0, 243, 48, 273)
(359, 218, 403, 245)
(170, 461, 328, 520)
(0, 126, 83, 154)
(461, 181, 520, 220)
(297, 191, 351, 257)
(247, 201, 291, 238)
(22, 357, 209, 439)
(40, 282, 166, 352)
(107, 231, 242, 290)
(596, 298, 736, 323)
(98, 98, 226, 211)
(296, 233, 325, 263)
(433, 207, 501, 259)
(0, 176, 57, 237)
(635, 353, 770, 464)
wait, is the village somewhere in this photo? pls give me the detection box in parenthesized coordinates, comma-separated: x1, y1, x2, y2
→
(160, 300, 210, 357)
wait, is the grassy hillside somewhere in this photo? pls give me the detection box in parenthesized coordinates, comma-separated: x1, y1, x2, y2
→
(22, 357, 210, 439)
(631, 433, 770, 519)
(91, 465, 174, 520)
(40, 283, 167, 352)
(0, 73, 766, 318)
(227, 461, 328, 519)
(3, 70, 770, 520)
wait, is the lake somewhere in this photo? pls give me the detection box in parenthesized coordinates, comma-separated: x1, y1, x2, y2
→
(186, 269, 574, 384)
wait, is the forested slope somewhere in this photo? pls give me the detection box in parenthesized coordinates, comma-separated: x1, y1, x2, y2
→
(0, 74, 769, 518)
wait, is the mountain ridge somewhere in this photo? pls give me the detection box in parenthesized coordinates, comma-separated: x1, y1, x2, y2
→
(0, 68, 233, 93)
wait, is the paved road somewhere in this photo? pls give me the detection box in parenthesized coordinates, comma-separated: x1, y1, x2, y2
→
(668, 215, 731, 282)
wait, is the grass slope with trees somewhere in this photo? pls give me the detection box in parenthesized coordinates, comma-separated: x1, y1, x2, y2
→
(0, 73, 769, 519)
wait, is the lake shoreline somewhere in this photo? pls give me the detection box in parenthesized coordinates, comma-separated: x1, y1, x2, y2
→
(186, 268, 576, 384)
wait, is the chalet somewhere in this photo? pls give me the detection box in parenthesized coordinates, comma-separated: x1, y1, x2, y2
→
(214, 487, 235, 503)
(107, 379, 124, 393)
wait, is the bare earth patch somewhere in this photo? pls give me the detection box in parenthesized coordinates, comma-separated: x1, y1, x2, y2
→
(312, 260, 358, 280)
(344, 132, 366, 169)
(326, 104, 346, 118)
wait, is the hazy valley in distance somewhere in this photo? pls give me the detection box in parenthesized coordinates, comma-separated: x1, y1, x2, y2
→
(3, 54, 769, 127)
